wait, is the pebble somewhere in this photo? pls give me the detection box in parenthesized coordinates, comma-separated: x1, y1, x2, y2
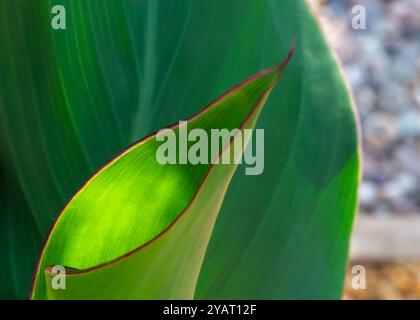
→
(397, 111, 420, 137)
(382, 172, 417, 204)
(359, 181, 378, 208)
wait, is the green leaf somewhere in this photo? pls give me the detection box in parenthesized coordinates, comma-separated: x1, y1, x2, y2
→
(0, 0, 359, 299)
(31, 51, 293, 299)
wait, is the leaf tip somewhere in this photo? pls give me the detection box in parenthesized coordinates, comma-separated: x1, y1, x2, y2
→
(278, 38, 296, 73)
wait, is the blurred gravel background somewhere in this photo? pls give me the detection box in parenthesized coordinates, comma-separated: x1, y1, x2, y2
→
(313, 0, 420, 215)
(312, 0, 420, 299)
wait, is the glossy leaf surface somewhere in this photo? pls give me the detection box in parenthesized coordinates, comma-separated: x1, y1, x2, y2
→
(0, 0, 359, 299)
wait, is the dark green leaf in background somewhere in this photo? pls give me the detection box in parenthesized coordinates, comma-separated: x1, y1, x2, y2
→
(0, 0, 359, 299)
